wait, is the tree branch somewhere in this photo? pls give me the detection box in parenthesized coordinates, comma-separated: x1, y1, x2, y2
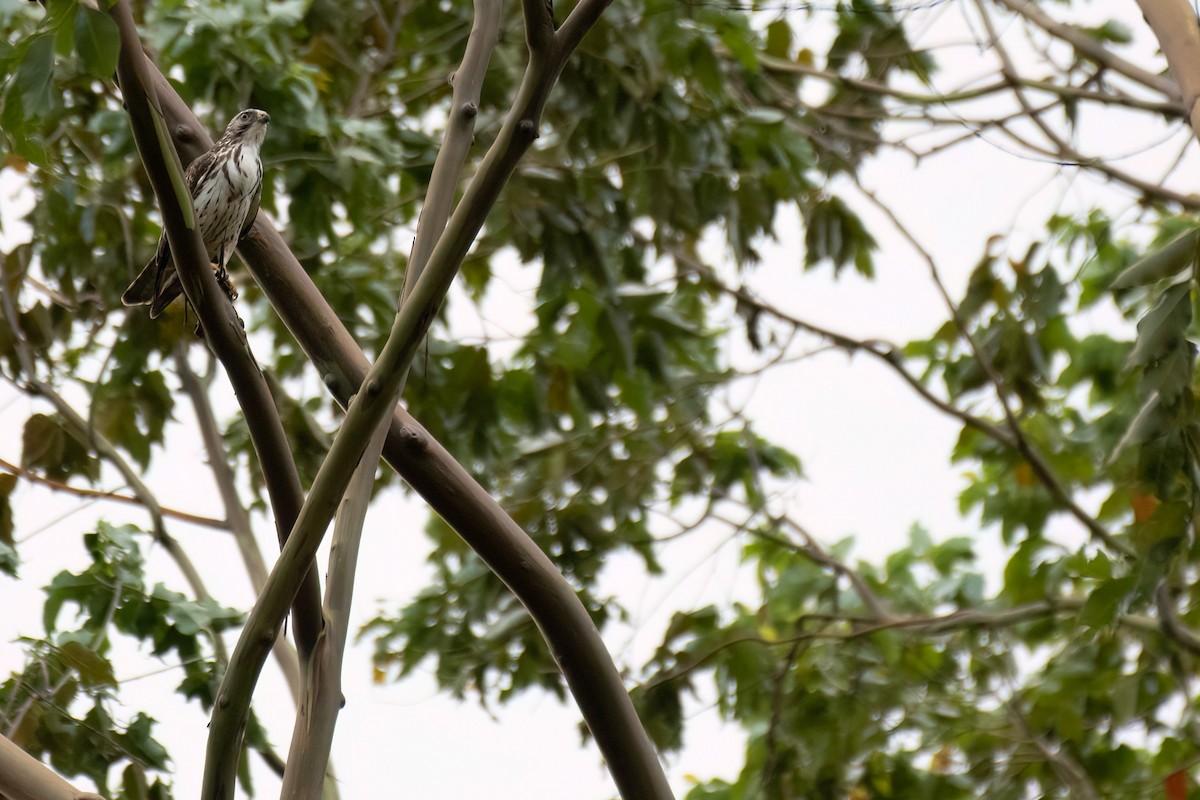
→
(0, 733, 100, 800)
(664, 240, 1021, 450)
(978, 0, 1199, 210)
(199, 1, 671, 798)
(0, 456, 227, 531)
(284, 1, 502, 793)
(1008, 702, 1101, 800)
(1136, 0, 1200, 140)
(279, 421, 386, 800)
(522, 0, 555, 56)
(848, 174, 1134, 558)
(1155, 580, 1200, 656)
(637, 596, 1164, 693)
(401, 0, 501, 303)
(992, 0, 1180, 99)
(173, 348, 303, 702)
(108, 0, 324, 660)
(775, 515, 895, 621)
(1, 276, 228, 636)
(762, 52, 1184, 116)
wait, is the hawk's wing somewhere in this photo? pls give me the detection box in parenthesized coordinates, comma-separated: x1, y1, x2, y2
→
(121, 149, 221, 315)
(239, 176, 262, 242)
(183, 147, 221, 195)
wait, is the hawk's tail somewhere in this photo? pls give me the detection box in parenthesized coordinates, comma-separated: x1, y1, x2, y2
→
(120, 257, 160, 308)
(122, 241, 182, 319)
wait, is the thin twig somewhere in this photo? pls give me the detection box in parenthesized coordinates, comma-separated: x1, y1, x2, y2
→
(1156, 580, 1200, 656)
(978, 0, 1199, 209)
(637, 596, 1160, 693)
(0, 456, 227, 530)
(777, 515, 895, 620)
(0, 261, 226, 663)
(992, 0, 1180, 99)
(1007, 702, 1101, 800)
(848, 173, 1134, 558)
(173, 347, 303, 702)
(665, 240, 1020, 449)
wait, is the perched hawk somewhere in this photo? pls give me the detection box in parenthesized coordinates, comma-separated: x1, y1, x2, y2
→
(122, 108, 270, 318)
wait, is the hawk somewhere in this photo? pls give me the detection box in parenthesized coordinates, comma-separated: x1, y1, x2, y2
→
(122, 108, 271, 318)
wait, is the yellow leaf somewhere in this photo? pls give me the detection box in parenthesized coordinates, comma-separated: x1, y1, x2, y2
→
(1014, 461, 1034, 487)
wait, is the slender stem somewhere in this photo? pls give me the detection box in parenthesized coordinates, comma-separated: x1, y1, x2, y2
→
(140, 7, 669, 796)
(1135, 0, 1200, 139)
(664, 241, 1020, 449)
(1008, 703, 1101, 800)
(977, 0, 1198, 210)
(0, 244, 227, 665)
(174, 347, 303, 702)
(0, 456, 226, 530)
(401, 0, 502, 303)
(281, 4, 502, 791)
(992, 0, 1180, 99)
(1156, 580, 1200, 656)
(637, 596, 1163, 692)
(849, 172, 1134, 558)
(278, 420, 387, 800)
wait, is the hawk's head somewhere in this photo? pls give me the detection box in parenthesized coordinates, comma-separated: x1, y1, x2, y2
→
(221, 109, 271, 148)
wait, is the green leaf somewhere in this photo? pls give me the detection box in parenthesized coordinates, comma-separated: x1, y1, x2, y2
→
(12, 33, 55, 116)
(803, 196, 877, 276)
(1126, 283, 1190, 369)
(74, 6, 119, 79)
(1079, 575, 1134, 629)
(1131, 500, 1189, 556)
(1111, 228, 1199, 289)
(21, 413, 64, 470)
(57, 640, 117, 688)
(1081, 20, 1133, 45)
(765, 20, 792, 59)
(0, 540, 17, 578)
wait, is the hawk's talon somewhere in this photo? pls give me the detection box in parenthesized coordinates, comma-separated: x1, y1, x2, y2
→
(214, 267, 238, 300)
(213, 253, 238, 302)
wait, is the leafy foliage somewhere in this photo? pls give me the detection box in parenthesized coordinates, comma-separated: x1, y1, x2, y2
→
(1, 522, 240, 796)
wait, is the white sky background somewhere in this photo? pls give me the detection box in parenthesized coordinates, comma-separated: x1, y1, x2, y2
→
(0, 1, 1192, 798)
